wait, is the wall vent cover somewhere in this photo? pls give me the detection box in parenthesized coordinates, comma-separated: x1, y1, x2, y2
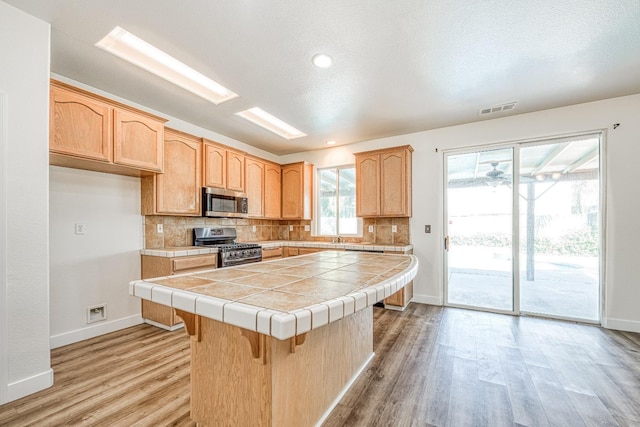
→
(479, 102, 517, 116)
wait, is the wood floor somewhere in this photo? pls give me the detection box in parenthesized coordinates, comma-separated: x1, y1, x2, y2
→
(1, 305, 639, 426)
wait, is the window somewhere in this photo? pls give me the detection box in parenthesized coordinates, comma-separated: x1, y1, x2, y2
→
(316, 166, 360, 236)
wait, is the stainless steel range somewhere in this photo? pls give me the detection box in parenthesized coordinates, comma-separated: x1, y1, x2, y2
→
(193, 227, 262, 268)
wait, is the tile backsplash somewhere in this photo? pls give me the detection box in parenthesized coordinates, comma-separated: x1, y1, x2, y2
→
(143, 216, 410, 248)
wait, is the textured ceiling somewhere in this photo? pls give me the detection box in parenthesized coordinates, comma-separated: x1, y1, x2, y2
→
(6, 0, 640, 155)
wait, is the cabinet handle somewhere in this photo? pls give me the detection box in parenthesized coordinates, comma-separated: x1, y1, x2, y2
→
(444, 235, 450, 252)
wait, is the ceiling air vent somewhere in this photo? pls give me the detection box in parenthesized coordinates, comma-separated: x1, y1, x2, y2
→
(479, 102, 517, 116)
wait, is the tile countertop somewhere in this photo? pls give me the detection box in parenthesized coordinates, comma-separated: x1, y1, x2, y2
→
(129, 251, 418, 340)
(139, 241, 413, 257)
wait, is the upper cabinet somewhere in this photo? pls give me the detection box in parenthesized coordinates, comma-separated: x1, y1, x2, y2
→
(355, 145, 413, 217)
(245, 156, 265, 217)
(202, 139, 245, 192)
(245, 157, 282, 219)
(113, 109, 164, 172)
(226, 149, 245, 192)
(49, 80, 166, 176)
(281, 162, 313, 220)
(142, 128, 202, 216)
(264, 161, 282, 219)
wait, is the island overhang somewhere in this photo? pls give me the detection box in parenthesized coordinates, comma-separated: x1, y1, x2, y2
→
(129, 250, 419, 340)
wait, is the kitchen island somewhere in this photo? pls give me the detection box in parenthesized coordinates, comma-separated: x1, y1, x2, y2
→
(130, 250, 418, 427)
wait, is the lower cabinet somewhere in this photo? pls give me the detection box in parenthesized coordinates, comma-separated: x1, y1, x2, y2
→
(383, 249, 414, 310)
(384, 281, 413, 309)
(261, 247, 283, 260)
(141, 254, 217, 329)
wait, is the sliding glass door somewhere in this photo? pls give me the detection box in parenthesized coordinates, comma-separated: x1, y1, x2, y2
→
(444, 134, 602, 322)
(519, 137, 600, 321)
(445, 148, 514, 312)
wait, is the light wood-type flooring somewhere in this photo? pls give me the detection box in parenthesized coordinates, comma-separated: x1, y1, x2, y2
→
(1, 305, 639, 426)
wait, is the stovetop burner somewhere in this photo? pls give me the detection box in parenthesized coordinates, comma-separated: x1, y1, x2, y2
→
(217, 243, 261, 252)
(192, 227, 262, 267)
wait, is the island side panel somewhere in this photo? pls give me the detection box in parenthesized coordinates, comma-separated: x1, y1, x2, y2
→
(191, 318, 273, 426)
(271, 307, 374, 427)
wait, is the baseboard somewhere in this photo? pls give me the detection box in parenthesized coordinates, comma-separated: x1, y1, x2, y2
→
(50, 314, 144, 349)
(144, 319, 184, 331)
(6, 368, 53, 403)
(411, 294, 443, 306)
(314, 352, 375, 427)
(604, 317, 640, 333)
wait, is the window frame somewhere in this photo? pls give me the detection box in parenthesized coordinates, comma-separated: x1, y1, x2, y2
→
(313, 164, 362, 237)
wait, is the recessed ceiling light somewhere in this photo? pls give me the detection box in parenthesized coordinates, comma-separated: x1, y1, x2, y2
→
(312, 54, 333, 68)
(326, 140, 336, 145)
(96, 26, 237, 105)
(236, 107, 306, 140)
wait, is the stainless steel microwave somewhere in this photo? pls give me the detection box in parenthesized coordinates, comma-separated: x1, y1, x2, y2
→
(202, 187, 249, 218)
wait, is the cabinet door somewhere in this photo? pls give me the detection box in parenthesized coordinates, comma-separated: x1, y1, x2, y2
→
(355, 154, 380, 216)
(380, 151, 407, 216)
(281, 164, 303, 219)
(155, 130, 202, 215)
(245, 157, 265, 217)
(203, 141, 226, 188)
(264, 162, 282, 219)
(226, 149, 245, 192)
(50, 85, 111, 162)
(113, 108, 164, 172)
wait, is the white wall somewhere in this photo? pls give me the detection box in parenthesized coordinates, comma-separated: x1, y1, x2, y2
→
(0, 1, 52, 403)
(282, 94, 640, 333)
(49, 166, 144, 348)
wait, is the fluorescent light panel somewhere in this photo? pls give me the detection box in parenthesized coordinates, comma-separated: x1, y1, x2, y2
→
(236, 107, 306, 140)
(96, 27, 237, 105)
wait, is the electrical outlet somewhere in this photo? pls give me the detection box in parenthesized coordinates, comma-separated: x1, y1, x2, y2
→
(156, 224, 163, 234)
(304, 225, 310, 231)
(252, 225, 257, 232)
(368, 225, 374, 233)
(75, 223, 85, 235)
(425, 225, 431, 233)
(392, 225, 398, 233)
(289, 225, 294, 231)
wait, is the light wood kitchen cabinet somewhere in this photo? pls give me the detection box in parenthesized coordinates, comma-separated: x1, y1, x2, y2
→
(264, 161, 282, 219)
(141, 253, 217, 328)
(202, 139, 245, 192)
(384, 281, 413, 308)
(262, 247, 283, 260)
(245, 156, 265, 217)
(355, 145, 413, 217)
(141, 128, 202, 216)
(113, 109, 164, 171)
(49, 80, 165, 175)
(227, 149, 245, 192)
(202, 141, 226, 188)
(281, 162, 313, 220)
(383, 249, 413, 309)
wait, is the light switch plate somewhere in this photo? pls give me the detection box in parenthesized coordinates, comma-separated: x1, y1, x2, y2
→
(157, 224, 163, 234)
(252, 225, 257, 232)
(392, 225, 397, 233)
(289, 225, 293, 231)
(368, 225, 374, 233)
(304, 225, 310, 231)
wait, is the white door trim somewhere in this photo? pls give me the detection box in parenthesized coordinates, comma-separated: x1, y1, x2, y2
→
(0, 92, 9, 404)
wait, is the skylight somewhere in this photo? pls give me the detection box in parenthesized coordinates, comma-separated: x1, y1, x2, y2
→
(96, 27, 237, 105)
(235, 107, 306, 140)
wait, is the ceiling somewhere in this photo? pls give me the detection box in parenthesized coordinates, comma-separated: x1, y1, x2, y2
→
(7, 1, 640, 155)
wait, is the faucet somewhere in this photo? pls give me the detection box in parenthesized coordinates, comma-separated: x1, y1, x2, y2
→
(332, 236, 342, 243)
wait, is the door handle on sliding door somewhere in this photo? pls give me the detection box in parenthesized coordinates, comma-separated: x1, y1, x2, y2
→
(444, 235, 450, 252)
